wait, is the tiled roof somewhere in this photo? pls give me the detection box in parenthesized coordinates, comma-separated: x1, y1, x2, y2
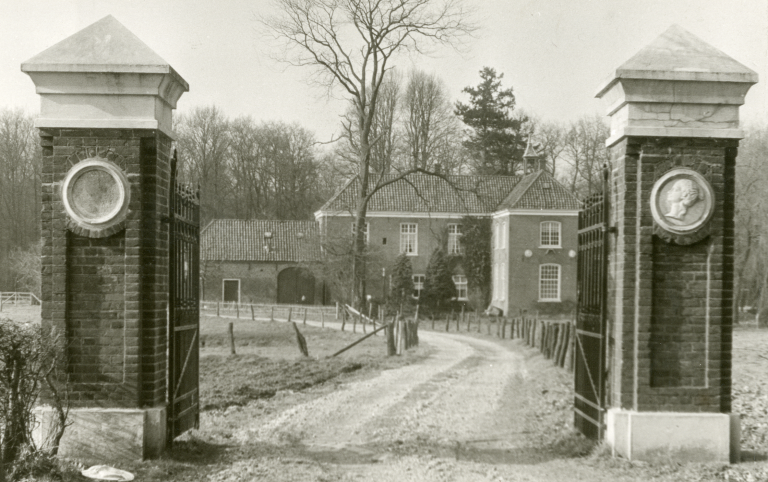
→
(498, 170, 581, 211)
(318, 174, 521, 214)
(201, 219, 319, 262)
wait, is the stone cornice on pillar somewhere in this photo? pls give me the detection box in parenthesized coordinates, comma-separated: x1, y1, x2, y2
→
(596, 25, 757, 147)
(21, 15, 188, 139)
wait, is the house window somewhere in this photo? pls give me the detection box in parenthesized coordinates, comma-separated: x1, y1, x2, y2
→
(540, 221, 561, 248)
(222, 279, 240, 303)
(453, 275, 468, 301)
(351, 222, 369, 244)
(400, 223, 418, 255)
(539, 264, 561, 301)
(412, 274, 425, 298)
(448, 224, 462, 255)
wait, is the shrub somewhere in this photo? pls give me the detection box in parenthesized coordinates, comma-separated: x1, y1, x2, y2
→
(389, 254, 414, 311)
(0, 319, 69, 480)
(421, 249, 456, 313)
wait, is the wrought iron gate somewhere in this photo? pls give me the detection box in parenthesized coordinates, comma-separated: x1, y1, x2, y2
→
(574, 168, 610, 440)
(168, 151, 200, 442)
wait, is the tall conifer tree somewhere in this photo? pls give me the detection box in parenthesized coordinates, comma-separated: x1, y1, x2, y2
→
(455, 67, 529, 175)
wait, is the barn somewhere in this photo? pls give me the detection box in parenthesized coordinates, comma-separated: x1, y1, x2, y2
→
(200, 219, 328, 305)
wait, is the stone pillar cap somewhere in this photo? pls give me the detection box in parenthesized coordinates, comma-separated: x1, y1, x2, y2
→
(596, 25, 758, 147)
(596, 24, 757, 98)
(21, 15, 188, 137)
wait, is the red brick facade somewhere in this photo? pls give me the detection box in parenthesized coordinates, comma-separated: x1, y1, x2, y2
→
(41, 128, 171, 408)
(607, 136, 736, 413)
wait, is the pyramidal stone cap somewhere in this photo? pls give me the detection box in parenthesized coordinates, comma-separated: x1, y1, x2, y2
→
(596, 25, 758, 147)
(21, 15, 188, 138)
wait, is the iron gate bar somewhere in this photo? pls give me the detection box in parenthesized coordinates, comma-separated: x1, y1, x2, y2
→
(574, 166, 610, 441)
(167, 150, 201, 444)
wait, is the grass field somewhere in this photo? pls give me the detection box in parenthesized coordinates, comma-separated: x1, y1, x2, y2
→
(198, 314, 426, 410)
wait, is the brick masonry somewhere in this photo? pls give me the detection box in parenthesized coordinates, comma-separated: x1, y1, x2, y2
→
(41, 128, 171, 409)
(607, 137, 736, 413)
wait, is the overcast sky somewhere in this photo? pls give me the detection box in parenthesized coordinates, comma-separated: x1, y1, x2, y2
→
(1, 0, 766, 142)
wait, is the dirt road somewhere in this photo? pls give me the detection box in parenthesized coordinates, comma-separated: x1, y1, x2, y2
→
(205, 330, 710, 482)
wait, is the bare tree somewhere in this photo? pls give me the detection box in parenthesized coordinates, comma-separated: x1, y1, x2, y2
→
(175, 106, 232, 224)
(339, 72, 402, 176)
(524, 114, 566, 177)
(264, 0, 474, 307)
(0, 109, 40, 291)
(9, 241, 41, 297)
(559, 114, 610, 197)
(401, 69, 462, 172)
(734, 124, 768, 323)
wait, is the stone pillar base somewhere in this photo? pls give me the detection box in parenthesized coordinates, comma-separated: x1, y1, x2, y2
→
(606, 408, 740, 463)
(33, 406, 166, 462)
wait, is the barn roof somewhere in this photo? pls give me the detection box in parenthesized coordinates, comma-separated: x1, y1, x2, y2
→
(201, 219, 319, 262)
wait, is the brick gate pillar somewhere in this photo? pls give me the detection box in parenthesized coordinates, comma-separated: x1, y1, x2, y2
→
(22, 16, 188, 461)
(596, 25, 757, 463)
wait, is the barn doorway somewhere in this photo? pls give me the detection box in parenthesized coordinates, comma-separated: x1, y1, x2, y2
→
(278, 267, 315, 304)
(222, 279, 240, 303)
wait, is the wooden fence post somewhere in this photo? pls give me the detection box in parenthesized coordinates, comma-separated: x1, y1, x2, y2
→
(292, 322, 309, 357)
(466, 308, 471, 332)
(386, 319, 396, 356)
(445, 314, 450, 332)
(565, 320, 575, 372)
(341, 310, 346, 331)
(401, 317, 406, 353)
(336, 301, 339, 320)
(321, 309, 325, 328)
(460, 305, 465, 331)
(228, 322, 236, 356)
(217, 301, 220, 317)
(287, 307, 292, 324)
(236, 302, 240, 319)
(413, 305, 420, 346)
(270, 306, 274, 322)
(303, 307, 307, 325)
(353, 313, 357, 333)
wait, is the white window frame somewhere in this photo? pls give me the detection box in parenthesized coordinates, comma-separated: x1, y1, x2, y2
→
(500, 261, 506, 301)
(412, 274, 425, 299)
(448, 223, 463, 255)
(539, 264, 561, 302)
(351, 221, 370, 244)
(501, 221, 506, 249)
(400, 223, 418, 255)
(222, 278, 241, 304)
(453, 275, 468, 301)
(540, 221, 561, 248)
(492, 265, 498, 300)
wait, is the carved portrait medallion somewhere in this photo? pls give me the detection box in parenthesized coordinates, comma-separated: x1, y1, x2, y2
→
(62, 158, 130, 237)
(650, 168, 714, 235)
